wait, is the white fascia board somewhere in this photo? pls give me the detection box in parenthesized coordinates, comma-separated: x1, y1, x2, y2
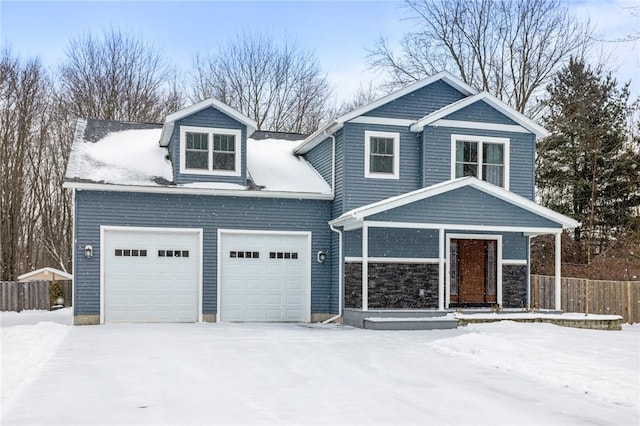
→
(410, 92, 549, 138)
(331, 177, 471, 224)
(431, 119, 529, 134)
(348, 116, 415, 126)
(63, 181, 334, 201)
(159, 121, 174, 147)
(164, 98, 257, 133)
(293, 121, 342, 154)
(296, 71, 477, 155)
(330, 177, 579, 229)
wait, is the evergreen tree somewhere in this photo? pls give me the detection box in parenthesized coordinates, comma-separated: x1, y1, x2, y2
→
(536, 58, 639, 262)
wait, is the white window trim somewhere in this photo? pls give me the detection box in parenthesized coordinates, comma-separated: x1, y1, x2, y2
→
(180, 126, 242, 177)
(364, 130, 400, 180)
(450, 134, 510, 190)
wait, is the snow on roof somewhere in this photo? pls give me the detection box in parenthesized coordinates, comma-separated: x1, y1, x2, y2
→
(65, 119, 331, 196)
(65, 120, 172, 186)
(17, 267, 72, 282)
(247, 137, 331, 194)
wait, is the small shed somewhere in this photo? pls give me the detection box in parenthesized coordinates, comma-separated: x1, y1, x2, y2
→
(18, 267, 73, 282)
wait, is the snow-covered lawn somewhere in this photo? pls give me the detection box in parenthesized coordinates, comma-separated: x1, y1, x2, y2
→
(1, 309, 638, 425)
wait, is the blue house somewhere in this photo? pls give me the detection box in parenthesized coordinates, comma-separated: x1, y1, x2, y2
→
(64, 71, 578, 326)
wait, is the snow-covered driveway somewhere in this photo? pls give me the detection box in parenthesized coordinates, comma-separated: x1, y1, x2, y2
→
(2, 310, 638, 425)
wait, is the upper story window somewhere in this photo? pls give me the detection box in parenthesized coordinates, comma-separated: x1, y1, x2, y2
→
(451, 134, 510, 189)
(364, 130, 400, 179)
(180, 126, 241, 176)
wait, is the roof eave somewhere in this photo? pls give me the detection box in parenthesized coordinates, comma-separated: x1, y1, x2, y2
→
(410, 92, 549, 138)
(63, 180, 334, 200)
(293, 121, 341, 154)
(162, 98, 257, 146)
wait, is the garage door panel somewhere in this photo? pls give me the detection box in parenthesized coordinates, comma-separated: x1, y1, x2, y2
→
(220, 232, 308, 322)
(104, 229, 199, 323)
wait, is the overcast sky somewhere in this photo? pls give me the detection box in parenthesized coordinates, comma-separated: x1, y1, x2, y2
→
(1, 0, 638, 103)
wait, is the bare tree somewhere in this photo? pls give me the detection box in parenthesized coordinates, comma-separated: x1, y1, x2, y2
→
(191, 32, 331, 133)
(59, 27, 183, 123)
(327, 82, 380, 118)
(368, 0, 592, 114)
(0, 49, 62, 280)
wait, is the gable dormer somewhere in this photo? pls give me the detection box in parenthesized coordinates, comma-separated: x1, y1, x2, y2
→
(160, 99, 257, 186)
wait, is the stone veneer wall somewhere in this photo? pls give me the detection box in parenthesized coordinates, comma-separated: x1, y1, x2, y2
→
(502, 265, 527, 308)
(345, 263, 439, 309)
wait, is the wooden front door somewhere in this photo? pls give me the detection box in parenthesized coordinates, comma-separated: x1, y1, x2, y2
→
(450, 239, 497, 306)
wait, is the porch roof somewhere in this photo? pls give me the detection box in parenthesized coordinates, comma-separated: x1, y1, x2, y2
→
(330, 177, 580, 232)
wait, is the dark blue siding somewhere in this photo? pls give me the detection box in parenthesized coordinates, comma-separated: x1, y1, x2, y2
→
(342, 122, 422, 213)
(423, 127, 536, 199)
(364, 80, 466, 120)
(74, 190, 333, 316)
(368, 186, 560, 228)
(345, 228, 439, 258)
(304, 137, 332, 188)
(445, 101, 518, 125)
(345, 228, 527, 260)
(332, 129, 345, 219)
(169, 107, 248, 186)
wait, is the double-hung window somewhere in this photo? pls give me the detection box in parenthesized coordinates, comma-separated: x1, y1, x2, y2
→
(452, 135, 509, 189)
(365, 130, 400, 179)
(181, 126, 241, 176)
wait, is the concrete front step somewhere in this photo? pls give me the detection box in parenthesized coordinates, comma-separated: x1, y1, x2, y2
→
(363, 317, 458, 330)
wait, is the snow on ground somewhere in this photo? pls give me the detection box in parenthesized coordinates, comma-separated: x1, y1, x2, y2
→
(1, 309, 72, 415)
(1, 309, 638, 425)
(427, 320, 639, 407)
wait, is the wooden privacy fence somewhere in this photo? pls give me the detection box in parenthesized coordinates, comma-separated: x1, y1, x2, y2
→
(0, 280, 72, 312)
(532, 275, 640, 324)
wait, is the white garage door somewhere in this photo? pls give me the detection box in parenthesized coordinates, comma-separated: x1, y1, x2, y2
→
(103, 228, 200, 323)
(219, 232, 309, 322)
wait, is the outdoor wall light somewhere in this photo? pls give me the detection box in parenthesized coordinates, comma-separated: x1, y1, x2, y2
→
(317, 250, 326, 264)
(84, 245, 93, 258)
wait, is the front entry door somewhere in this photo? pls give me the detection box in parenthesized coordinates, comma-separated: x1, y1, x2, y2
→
(450, 239, 497, 306)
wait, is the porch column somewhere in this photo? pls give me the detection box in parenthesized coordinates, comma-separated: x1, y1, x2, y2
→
(438, 228, 445, 310)
(362, 223, 368, 311)
(555, 231, 562, 311)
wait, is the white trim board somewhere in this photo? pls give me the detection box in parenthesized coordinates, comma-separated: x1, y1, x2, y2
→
(450, 134, 510, 191)
(344, 257, 439, 264)
(64, 181, 334, 200)
(179, 126, 242, 177)
(99, 226, 204, 324)
(410, 92, 548, 138)
(330, 177, 579, 229)
(364, 130, 400, 180)
(502, 259, 528, 265)
(294, 71, 477, 154)
(349, 116, 415, 126)
(432, 119, 529, 134)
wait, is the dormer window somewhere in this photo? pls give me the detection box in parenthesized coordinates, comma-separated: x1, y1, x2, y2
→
(451, 134, 510, 189)
(180, 126, 241, 176)
(364, 130, 400, 179)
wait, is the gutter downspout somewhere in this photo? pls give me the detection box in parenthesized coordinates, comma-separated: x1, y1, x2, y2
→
(323, 223, 343, 324)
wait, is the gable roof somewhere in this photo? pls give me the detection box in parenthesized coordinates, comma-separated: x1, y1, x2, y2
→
(330, 177, 579, 230)
(294, 71, 477, 154)
(410, 92, 549, 138)
(18, 267, 72, 282)
(160, 98, 257, 147)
